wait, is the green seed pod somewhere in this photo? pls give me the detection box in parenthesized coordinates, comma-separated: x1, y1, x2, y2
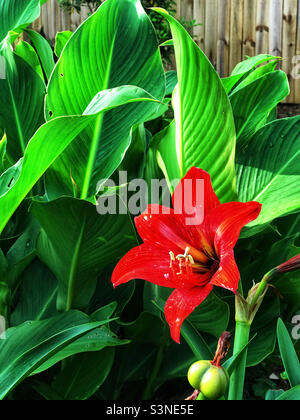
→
(200, 365, 229, 400)
(187, 360, 211, 390)
(187, 360, 229, 400)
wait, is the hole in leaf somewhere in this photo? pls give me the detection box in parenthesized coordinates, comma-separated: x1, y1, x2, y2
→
(49, 111, 53, 117)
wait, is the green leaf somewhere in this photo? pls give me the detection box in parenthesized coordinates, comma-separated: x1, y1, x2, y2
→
(230, 71, 289, 147)
(33, 324, 126, 375)
(31, 196, 136, 311)
(25, 29, 55, 82)
(0, 115, 92, 235)
(14, 40, 44, 80)
(0, 134, 6, 175)
(54, 30, 73, 58)
(0, 311, 113, 399)
(0, 50, 45, 161)
(231, 61, 278, 94)
(247, 295, 280, 367)
(45, 0, 165, 198)
(222, 54, 281, 94)
(50, 348, 115, 400)
(153, 8, 237, 202)
(236, 116, 300, 226)
(5, 218, 40, 290)
(0, 0, 40, 47)
(224, 333, 257, 376)
(277, 318, 300, 388)
(188, 292, 230, 338)
(276, 385, 300, 400)
(165, 70, 177, 96)
(10, 259, 58, 326)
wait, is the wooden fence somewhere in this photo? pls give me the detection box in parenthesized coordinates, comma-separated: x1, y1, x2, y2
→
(34, 0, 300, 103)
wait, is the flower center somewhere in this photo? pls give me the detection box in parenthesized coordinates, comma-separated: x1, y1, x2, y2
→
(169, 247, 212, 275)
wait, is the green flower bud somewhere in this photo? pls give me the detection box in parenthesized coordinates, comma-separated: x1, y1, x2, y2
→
(187, 360, 229, 400)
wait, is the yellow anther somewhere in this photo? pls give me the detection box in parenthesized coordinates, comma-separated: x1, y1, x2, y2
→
(169, 251, 175, 268)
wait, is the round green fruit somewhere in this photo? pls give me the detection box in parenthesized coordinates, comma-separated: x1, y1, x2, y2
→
(187, 361, 229, 400)
(187, 360, 211, 390)
(200, 365, 229, 400)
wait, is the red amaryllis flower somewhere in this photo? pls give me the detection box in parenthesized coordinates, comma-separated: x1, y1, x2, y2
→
(112, 168, 262, 343)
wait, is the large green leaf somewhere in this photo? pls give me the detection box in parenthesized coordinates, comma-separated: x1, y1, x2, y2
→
(0, 86, 158, 236)
(31, 196, 136, 311)
(153, 8, 237, 202)
(45, 0, 165, 199)
(0, 0, 40, 47)
(0, 311, 113, 399)
(230, 70, 289, 147)
(0, 50, 45, 161)
(236, 116, 300, 226)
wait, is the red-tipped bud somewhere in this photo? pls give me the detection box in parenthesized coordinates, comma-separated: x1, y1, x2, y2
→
(277, 255, 300, 273)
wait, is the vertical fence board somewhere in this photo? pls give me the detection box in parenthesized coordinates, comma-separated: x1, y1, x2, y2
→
(41, 1, 49, 39)
(270, 0, 283, 56)
(180, 0, 194, 35)
(282, 0, 298, 102)
(217, 0, 230, 76)
(229, 0, 244, 72)
(60, 7, 71, 32)
(243, 0, 257, 57)
(193, 0, 205, 51)
(205, 0, 218, 66)
(256, 0, 270, 54)
(80, 5, 90, 24)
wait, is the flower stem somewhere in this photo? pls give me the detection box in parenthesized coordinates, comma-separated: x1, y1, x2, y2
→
(228, 321, 251, 401)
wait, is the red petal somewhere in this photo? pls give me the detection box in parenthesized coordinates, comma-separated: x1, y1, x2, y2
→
(135, 205, 209, 264)
(204, 201, 262, 253)
(112, 244, 176, 288)
(210, 250, 240, 293)
(164, 284, 213, 343)
(172, 167, 220, 226)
